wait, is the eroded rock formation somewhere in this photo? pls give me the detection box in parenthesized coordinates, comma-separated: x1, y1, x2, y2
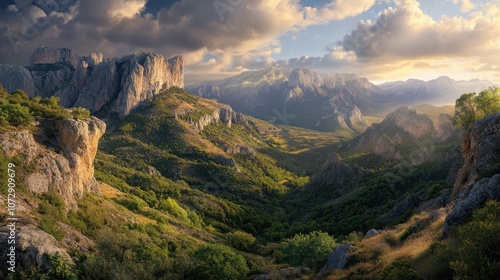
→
(0, 117, 106, 208)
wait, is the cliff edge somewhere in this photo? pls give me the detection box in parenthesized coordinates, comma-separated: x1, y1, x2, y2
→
(0, 117, 106, 208)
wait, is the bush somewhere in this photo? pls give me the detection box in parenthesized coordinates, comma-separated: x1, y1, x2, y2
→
(227, 230, 256, 251)
(380, 260, 418, 280)
(72, 107, 90, 120)
(191, 244, 249, 280)
(0, 103, 34, 126)
(281, 231, 337, 271)
(450, 200, 500, 280)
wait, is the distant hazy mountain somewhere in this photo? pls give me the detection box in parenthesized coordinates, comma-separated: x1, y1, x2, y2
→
(188, 67, 383, 132)
(377, 76, 497, 106)
(190, 69, 496, 132)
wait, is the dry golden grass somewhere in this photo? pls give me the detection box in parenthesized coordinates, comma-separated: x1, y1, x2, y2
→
(326, 209, 448, 280)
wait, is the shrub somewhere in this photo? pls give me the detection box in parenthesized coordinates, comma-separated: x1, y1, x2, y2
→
(191, 244, 249, 280)
(72, 107, 90, 120)
(450, 200, 500, 280)
(379, 260, 418, 280)
(281, 231, 337, 271)
(227, 230, 256, 251)
(0, 103, 34, 126)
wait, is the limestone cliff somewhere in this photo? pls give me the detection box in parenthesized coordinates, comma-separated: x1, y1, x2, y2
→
(0, 117, 106, 208)
(0, 47, 184, 117)
(452, 113, 500, 199)
(443, 113, 500, 235)
(176, 106, 247, 133)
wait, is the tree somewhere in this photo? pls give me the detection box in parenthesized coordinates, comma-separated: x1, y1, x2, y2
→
(191, 244, 249, 280)
(453, 87, 500, 129)
(475, 87, 500, 118)
(281, 231, 337, 271)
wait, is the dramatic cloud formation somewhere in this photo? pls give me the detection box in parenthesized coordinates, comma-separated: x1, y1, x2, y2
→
(0, 0, 375, 82)
(0, 0, 498, 84)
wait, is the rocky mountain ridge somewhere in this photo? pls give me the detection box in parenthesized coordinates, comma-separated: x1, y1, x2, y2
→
(0, 47, 184, 117)
(189, 67, 376, 132)
(189, 68, 496, 132)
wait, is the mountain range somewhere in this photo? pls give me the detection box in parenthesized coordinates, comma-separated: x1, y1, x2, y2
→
(189, 68, 497, 132)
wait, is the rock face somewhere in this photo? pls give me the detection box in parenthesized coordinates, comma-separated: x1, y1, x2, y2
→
(0, 117, 106, 208)
(443, 175, 500, 235)
(0, 47, 184, 117)
(452, 113, 500, 199)
(29, 47, 80, 69)
(320, 244, 354, 274)
(443, 113, 500, 235)
(0, 65, 36, 97)
(0, 224, 73, 271)
(177, 107, 247, 133)
(350, 107, 457, 162)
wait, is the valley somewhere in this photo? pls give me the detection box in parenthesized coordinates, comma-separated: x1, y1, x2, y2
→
(0, 48, 499, 280)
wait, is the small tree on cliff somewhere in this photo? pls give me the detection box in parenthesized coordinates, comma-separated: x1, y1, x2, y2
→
(453, 87, 500, 129)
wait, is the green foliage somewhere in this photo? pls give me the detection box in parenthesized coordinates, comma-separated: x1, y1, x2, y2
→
(379, 260, 418, 280)
(191, 244, 249, 280)
(0, 86, 75, 129)
(227, 230, 256, 251)
(453, 87, 500, 129)
(47, 253, 78, 280)
(72, 107, 90, 120)
(281, 231, 337, 271)
(0, 103, 34, 126)
(450, 200, 500, 280)
(81, 228, 171, 280)
(38, 193, 67, 241)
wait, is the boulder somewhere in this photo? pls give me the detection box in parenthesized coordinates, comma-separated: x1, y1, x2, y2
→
(320, 244, 354, 274)
(443, 174, 500, 236)
(365, 229, 379, 238)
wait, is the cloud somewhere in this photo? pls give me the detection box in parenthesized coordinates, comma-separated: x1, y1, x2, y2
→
(448, 0, 476, 12)
(339, 0, 499, 60)
(0, 0, 375, 69)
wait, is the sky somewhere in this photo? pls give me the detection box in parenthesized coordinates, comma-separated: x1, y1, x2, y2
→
(0, 0, 499, 85)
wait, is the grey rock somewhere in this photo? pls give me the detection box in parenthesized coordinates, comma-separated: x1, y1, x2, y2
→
(320, 244, 354, 274)
(452, 113, 500, 199)
(0, 65, 36, 97)
(29, 47, 80, 69)
(365, 229, 379, 238)
(0, 47, 184, 117)
(443, 175, 500, 236)
(0, 224, 73, 271)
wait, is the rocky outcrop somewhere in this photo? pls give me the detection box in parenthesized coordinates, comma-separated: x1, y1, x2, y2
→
(349, 107, 457, 162)
(452, 113, 500, 199)
(226, 145, 256, 156)
(320, 244, 354, 274)
(443, 175, 500, 235)
(0, 117, 106, 208)
(0, 65, 36, 97)
(0, 224, 73, 272)
(29, 47, 80, 69)
(306, 153, 364, 193)
(180, 107, 247, 133)
(0, 47, 184, 117)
